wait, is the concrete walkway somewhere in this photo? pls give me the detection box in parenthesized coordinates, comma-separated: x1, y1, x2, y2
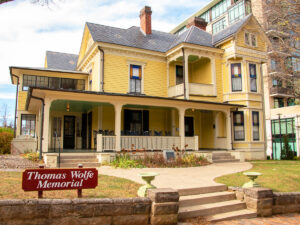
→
(99, 162, 252, 189)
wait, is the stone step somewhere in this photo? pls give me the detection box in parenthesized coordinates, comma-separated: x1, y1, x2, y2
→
(178, 200, 246, 220)
(58, 162, 101, 168)
(212, 153, 232, 156)
(60, 155, 96, 159)
(59, 158, 99, 163)
(178, 184, 227, 196)
(213, 159, 240, 163)
(212, 156, 235, 160)
(179, 191, 236, 207)
(206, 209, 257, 222)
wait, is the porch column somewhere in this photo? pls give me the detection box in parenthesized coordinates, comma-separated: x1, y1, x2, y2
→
(113, 103, 122, 152)
(171, 109, 176, 136)
(226, 110, 232, 150)
(184, 51, 189, 100)
(178, 107, 186, 150)
(210, 57, 217, 96)
(42, 98, 53, 153)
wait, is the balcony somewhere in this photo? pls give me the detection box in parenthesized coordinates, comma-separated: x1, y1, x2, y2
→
(168, 83, 215, 98)
(270, 86, 293, 97)
(168, 83, 184, 97)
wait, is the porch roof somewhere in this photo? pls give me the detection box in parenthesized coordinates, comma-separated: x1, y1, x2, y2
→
(26, 87, 245, 111)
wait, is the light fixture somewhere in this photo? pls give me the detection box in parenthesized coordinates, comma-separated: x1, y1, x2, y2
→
(66, 103, 70, 112)
(192, 108, 195, 112)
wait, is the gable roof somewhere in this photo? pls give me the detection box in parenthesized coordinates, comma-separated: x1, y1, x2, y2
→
(212, 14, 251, 45)
(46, 51, 78, 71)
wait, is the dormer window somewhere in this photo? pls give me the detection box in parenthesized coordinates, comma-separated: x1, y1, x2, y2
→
(130, 65, 142, 93)
(245, 32, 257, 47)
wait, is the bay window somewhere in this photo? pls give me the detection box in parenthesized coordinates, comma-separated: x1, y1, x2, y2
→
(231, 63, 242, 91)
(233, 111, 245, 141)
(252, 111, 259, 141)
(249, 64, 257, 92)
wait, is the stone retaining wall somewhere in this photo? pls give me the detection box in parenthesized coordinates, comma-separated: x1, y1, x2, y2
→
(0, 188, 179, 225)
(230, 187, 300, 216)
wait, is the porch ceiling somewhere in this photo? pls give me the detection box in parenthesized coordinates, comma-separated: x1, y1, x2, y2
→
(51, 100, 111, 112)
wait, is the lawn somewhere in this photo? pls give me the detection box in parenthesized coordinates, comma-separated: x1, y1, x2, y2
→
(215, 160, 300, 192)
(0, 171, 140, 199)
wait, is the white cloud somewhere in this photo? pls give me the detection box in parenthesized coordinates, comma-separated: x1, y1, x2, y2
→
(0, 93, 16, 99)
(0, 0, 207, 85)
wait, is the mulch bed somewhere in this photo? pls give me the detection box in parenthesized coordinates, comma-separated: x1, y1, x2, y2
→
(0, 155, 39, 170)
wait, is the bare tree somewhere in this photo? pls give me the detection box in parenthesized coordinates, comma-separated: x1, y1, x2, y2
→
(1, 104, 8, 128)
(262, 0, 300, 99)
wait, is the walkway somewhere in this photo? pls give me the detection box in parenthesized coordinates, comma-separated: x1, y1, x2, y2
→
(99, 162, 252, 189)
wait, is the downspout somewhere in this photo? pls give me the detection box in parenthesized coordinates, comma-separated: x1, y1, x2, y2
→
(260, 63, 267, 159)
(98, 46, 104, 92)
(31, 95, 44, 161)
(10, 73, 19, 138)
(182, 48, 186, 99)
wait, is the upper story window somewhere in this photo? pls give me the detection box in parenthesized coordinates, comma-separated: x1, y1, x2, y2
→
(274, 98, 284, 108)
(252, 111, 260, 141)
(176, 65, 183, 85)
(130, 65, 142, 93)
(21, 114, 35, 137)
(287, 98, 295, 106)
(229, 0, 246, 24)
(272, 79, 282, 87)
(233, 111, 245, 141)
(245, 32, 257, 47)
(199, 10, 210, 22)
(271, 59, 279, 71)
(22, 75, 85, 91)
(249, 64, 257, 92)
(231, 63, 242, 92)
(212, 17, 227, 34)
(211, 0, 231, 20)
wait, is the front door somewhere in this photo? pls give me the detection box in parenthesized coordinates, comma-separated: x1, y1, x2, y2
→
(185, 117, 194, 137)
(63, 116, 75, 149)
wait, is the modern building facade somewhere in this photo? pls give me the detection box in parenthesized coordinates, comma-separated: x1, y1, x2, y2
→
(172, 0, 300, 159)
(10, 6, 269, 166)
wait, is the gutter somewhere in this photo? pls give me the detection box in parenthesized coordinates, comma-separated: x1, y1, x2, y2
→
(30, 94, 45, 161)
(10, 70, 19, 138)
(98, 46, 104, 92)
(182, 48, 187, 99)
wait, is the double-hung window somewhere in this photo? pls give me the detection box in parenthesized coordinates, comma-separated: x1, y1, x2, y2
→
(176, 65, 183, 85)
(274, 98, 284, 108)
(252, 111, 259, 141)
(21, 114, 36, 137)
(233, 111, 245, 141)
(249, 64, 257, 92)
(130, 65, 142, 93)
(231, 63, 242, 92)
(245, 32, 257, 47)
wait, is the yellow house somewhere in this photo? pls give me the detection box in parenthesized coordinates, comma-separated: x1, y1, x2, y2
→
(9, 6, 269, 166)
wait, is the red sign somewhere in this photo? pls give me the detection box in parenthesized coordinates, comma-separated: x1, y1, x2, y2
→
(22, 168, 98, 191)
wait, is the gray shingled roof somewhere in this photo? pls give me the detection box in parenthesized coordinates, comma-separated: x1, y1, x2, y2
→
(46, 51, 78, 71)
(212, 14, 251, 45)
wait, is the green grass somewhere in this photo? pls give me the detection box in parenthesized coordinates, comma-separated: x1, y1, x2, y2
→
(215, 160, 300, 192)
(0, 172, 140, 199)
(0, 127, 13, 134)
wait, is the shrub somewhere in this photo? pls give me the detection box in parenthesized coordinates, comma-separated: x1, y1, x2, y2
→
(281, 135, 295, 160)
(110, 154, 144, 168)
(22, 152, 40, 162)
(0, 132, 13, 154)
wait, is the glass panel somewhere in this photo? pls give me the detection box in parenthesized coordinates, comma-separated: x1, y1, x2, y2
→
(212, 17, 227, 34)
(176, 65, 183, 85)
(49, 77, 60, 89)
(52, 117, 62, 137)
(245, 33, 250, 45)
(61, 78, 76, 90)
(21, 114, 36, 137)
(130, 79, 135, 92)
(23, 75, 36, 90)
(229, 0, 245, 24)
(36, 76, 48, 88)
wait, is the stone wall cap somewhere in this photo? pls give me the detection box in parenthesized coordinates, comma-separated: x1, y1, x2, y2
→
(0, 199, 25, 206)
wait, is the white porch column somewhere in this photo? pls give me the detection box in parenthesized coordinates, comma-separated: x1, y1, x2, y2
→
(210, 57, 217, 96)
(171, 109, 176, 136)
(42, 98, 52, 153)
(226, 110, 232, 150)
(113, 103, 122, 152)
(184, 52, 189, 99)
(178, 107, 186, 150)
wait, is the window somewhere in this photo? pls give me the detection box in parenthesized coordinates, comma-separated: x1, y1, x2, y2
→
(211, 0, 231, 20)
(292, 57, 300, 71)
(274, 98, 284, 108)
(252, 111, 259, 141)
(245, 32, 257, 47)
(272, 79, 282, 87)
(212, 17, 227, 34)
(130, 65, 142, 93)
(231, 63, 242, 91)
(249, 64, 257, 92)
(233, 111, 245, 141)
(199, 10, 210, 22)
(271, 59, 279, 71)
(287, 98, 295, 106)
(21, 114, 36, 137)
(23, 75, 85, 91)
(23, 75, 36, 91)
(229, 0, 245, 24)
(176, 65, 183, 85)
(52, 117, 62, 137)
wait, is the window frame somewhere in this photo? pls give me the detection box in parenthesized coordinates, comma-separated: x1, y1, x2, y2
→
(252, 111, 260, 141)
(249, 63, 257, 92)
(244, 31, 257, 47)
(129, 64, 142, 94)
(231, 63, 242, 92)
(21, 114, 36, 137)
(233, 111, 245, 141)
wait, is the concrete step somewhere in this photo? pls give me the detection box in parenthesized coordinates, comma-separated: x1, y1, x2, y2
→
(59, 155, 96, 159)
(178, 200, 246, 220)
(179, 191, 236, 207)
(213, 159, 240, 163)
(212, 156, 235, 160)
(59, 162, 101, 168)
(206, 209, 257, 222)
(178, 184, 227, 196)
(212, 153, 232, 156)
(60, 158, 99, 163)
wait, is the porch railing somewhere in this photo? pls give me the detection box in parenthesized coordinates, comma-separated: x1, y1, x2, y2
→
(97, 134, 198, 152)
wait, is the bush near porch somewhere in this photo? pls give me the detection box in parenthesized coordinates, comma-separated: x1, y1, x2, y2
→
(215, 160, 300, 192)
(0, 131, 13, 154)
(0, 172, 140, 199)
(110, 152, 210, 168)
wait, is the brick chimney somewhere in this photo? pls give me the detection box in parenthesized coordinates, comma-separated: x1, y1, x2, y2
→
(140, 6, 152, 35)
(186, 17, 208, 31)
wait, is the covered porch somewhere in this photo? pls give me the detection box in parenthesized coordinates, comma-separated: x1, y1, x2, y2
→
(26, 88, 241, 155)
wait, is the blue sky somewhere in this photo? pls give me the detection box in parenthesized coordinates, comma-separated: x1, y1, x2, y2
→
(0, 0, 209, 125)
